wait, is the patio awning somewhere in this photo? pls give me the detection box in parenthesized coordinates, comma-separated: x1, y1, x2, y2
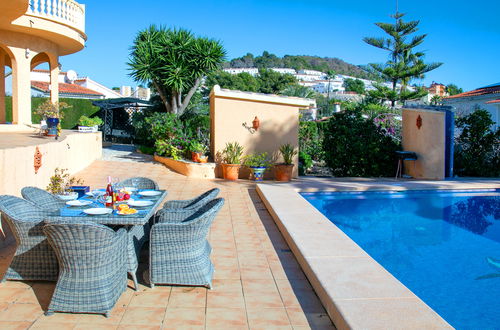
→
(92, 97, 152, 109)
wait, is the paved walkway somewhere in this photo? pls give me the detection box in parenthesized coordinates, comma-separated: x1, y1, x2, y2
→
(0, 159, 334, 329)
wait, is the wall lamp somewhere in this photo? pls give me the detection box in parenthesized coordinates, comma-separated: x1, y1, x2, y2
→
(25, 48, 31, 59)
(242, 116, 260, 134)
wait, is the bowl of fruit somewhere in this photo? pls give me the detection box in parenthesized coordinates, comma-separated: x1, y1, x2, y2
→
(117, 204, 137, 215)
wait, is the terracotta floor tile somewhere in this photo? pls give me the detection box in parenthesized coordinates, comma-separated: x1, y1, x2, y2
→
(0, 281, 33, 289)
(36, 311, 80, 323)
(117, 325, 161, 330)
(77, 306, 126, 324)
(0, 321, 33, 330)
(128, 290, 171, 308)
(205, 307, 248, 328)
(0, 303, 43, 322)
(30, 321, 76, 329)
(244, 292, 285, 309)
(207, 291, 245, 309)
(0, 288, 29, 304)
(168, 287, 206, 308)
(74, 324, 118, 330)
(246, 308, 291, 328)
(119, 307, 165, 326)
(162, 307, 205, 329)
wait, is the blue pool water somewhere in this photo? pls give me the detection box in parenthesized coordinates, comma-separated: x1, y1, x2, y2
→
(301, 189, 500, 329)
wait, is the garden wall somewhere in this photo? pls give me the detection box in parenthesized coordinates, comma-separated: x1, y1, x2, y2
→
(402, 108, 446, 179)
(210, 85, 314, 178)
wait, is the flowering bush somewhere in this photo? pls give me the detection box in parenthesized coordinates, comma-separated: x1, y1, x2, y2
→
(322, 109, 400, 177)
(34, 100, 71, 119)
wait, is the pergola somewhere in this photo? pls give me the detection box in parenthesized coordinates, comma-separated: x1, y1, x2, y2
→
(92, 98, 152, 142)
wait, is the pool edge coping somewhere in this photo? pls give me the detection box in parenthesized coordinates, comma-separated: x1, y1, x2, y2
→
(256, 183, 455, 329)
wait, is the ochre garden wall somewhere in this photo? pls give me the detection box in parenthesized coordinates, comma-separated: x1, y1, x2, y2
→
(402, 108, 445, 180)
(210, 86, 313, 179)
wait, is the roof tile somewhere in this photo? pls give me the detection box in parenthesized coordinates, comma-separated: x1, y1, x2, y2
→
(31, 81, 103, 96)
(444, 84, 500, 100)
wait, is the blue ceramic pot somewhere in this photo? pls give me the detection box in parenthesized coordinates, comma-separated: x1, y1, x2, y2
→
(46, 117, 59, 137)
(250, 166, 266, 181)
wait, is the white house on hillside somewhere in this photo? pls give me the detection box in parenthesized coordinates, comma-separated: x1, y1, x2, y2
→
(443, 83, 500, 129)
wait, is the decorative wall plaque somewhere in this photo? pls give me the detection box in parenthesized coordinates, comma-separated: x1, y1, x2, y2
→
(34, 147, 42, 174)
(416, 115, 422, 129)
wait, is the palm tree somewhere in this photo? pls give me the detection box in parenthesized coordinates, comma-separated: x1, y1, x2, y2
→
(128, 26, 226, 115)
(325, 70, 336, 115)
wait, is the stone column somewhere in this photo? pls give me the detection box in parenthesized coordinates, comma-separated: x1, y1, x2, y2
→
(0, 52, 5, 123)
(10, 47, 32, 125)
(49, 54, 59, 104)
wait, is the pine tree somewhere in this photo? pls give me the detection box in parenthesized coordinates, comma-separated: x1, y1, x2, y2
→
(363, 13, 442, 107)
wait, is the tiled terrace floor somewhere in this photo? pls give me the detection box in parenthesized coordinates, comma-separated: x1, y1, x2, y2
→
(0, 158, 334, 329)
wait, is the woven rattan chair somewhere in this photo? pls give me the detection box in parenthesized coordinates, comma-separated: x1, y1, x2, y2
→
(115, 177, 160, 290)
(21, 186, 65, 213)
(116, 177, 159, 190)
(0, 195, 58, 281)
(43, 221, 128, 317)
(149, 198, 224, 289)
(162, 188, 220, 210)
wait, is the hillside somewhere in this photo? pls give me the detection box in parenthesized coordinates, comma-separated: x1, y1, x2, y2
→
(223, 51, 379, 80)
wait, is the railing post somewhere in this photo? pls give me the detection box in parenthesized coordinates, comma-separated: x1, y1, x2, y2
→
(40, 0, 46, 15)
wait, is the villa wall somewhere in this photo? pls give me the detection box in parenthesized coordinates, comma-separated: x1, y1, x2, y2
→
(0, 131, 102, 196)
(402, 108, 446, 180)
(210, 86, 314, 179)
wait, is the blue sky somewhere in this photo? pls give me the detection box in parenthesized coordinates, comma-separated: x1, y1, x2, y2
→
(58, 0, 500, 92)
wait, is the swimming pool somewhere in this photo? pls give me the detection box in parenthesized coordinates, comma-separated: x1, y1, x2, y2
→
(301, 189, 500, 329)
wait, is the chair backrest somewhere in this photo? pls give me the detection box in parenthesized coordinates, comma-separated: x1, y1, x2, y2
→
(0, 195, 51, 247)
(185, 188, 220, 209)
(183, 198, 225, 224)
(43, 221, 121, 270)
(21, 186, 65, 213)
(116, 177, 159, 190)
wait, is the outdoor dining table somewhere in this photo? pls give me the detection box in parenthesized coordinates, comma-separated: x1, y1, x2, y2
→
(51, 188, 168, 290)
(56, 189, 168, 225)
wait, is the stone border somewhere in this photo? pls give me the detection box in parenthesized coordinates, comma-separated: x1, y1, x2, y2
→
(154, 155, 216, 179)
(256, 183, 453, 329)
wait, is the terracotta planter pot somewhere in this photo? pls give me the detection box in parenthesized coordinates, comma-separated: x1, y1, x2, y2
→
(274, 164, 294, 182)
(222, 164, 240, 180)
(191, 152, 201, 163)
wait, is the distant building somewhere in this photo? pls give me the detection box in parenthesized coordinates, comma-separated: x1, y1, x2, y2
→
(30, 69, 150, 100)
(443, 83, 500, 128)
(270, 68, 296, 75)
(223, 68, 259, 76)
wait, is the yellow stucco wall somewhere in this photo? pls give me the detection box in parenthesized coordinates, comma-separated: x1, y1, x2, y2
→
(210, 86, 311, 179)
(0, 132, 102, 196)
(402, 108, 445, 180)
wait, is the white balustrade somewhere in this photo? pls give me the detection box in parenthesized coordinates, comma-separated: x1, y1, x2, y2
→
(27, 0, 85, 33)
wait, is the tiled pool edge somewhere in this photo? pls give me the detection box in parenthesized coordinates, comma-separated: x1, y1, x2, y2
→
(256, 184, 453, 329)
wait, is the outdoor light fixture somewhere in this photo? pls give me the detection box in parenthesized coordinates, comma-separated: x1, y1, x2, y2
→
(25, 48, 30, 59)
(242, 116, 260, 133)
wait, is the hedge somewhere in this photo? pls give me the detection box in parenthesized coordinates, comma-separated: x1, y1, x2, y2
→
(4, 96, 100, 129)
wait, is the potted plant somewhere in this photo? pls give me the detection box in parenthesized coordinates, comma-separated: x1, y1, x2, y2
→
(34, 100, 71, 137)
(275, 143, 297, 181)
(243, 152, 272, 181)
(78, 115, 103, 133)
(46, 168, 85, 200)
(189, 141, 208, 163)
(221, 142, 243, 180)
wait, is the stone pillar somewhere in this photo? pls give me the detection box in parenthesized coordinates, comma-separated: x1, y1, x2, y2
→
(10, 47, 32, 125)
(0, 52, 5, 123)
(49, 55, 59, 104)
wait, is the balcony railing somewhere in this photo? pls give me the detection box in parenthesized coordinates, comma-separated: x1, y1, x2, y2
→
(27, 0, 85, 33)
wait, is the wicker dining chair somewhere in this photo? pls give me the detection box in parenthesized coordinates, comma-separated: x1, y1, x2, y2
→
(43, 221, 128, 317)
(21, 186, 66, 213)
(162, 188, 220, 210)
(116, 177, 159, 190)
(0, 195, 58, 281)
(149, 198, 224, 289)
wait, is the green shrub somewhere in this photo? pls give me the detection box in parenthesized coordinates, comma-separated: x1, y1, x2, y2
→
(322, 110, 400, 177)
(298, 151, 312, 175)
(222, 142, 244, 164)
(5, 96, 100, 128)
(243, 152, 272, 168)
(454, 109, 500, 177)
(299, 121, 325, 161)
(78, 115, 103, 127)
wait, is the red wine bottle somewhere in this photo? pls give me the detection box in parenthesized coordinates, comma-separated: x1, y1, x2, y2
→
(105, 176, 113, 208)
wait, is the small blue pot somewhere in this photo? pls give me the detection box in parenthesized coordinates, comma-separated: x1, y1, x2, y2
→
(250, 166, 267, 181)
(46, 117, 59, 137)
